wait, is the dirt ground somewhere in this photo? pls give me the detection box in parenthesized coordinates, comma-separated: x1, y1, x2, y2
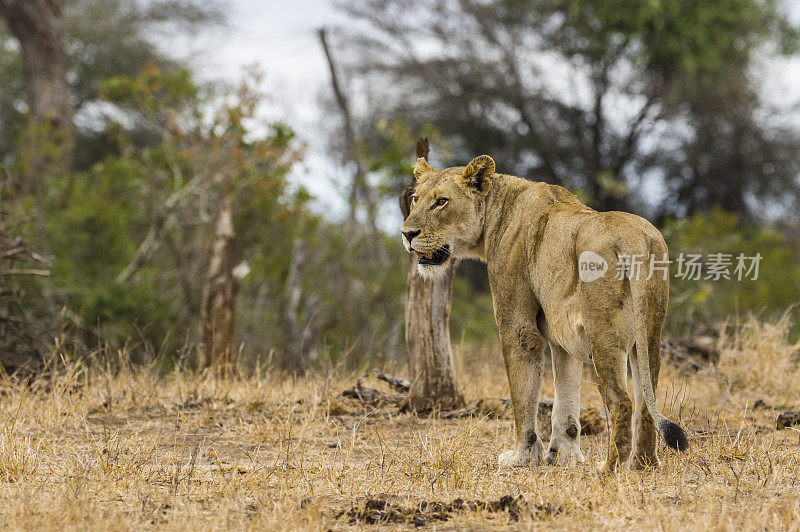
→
(1, 318, 799, 530)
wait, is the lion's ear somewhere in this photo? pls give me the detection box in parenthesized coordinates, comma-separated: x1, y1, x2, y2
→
(459, 155, 495, 194)
(413, 157, 436, 185)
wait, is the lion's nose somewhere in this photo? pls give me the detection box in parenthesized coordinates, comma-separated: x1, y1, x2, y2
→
(402, 230, 420, 244)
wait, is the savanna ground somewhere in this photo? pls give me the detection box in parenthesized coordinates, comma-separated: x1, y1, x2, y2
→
(1, 318, 799, 531)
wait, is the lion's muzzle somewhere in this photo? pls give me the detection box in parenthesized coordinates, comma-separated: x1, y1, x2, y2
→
(417, 244, 450, 266)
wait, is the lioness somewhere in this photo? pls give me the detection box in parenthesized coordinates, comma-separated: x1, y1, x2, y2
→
(401, 155, 688, 472)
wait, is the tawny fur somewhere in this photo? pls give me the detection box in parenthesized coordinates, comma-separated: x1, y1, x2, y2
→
(401, 155, 688, 472)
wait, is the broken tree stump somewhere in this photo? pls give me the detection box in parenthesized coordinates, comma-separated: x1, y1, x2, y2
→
(400, 138, 465, 412)
(197, 205, 248, 372)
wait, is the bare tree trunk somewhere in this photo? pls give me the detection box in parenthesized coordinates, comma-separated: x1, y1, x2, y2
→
(0, 0, 73, 179)
(318, 28, 379, 236)
(400, 138, 464, 412)
(0, 0, 71, 129)
(283, 240, 308, 370)
(282, 240, 323, 372)
(197, 205, 246, 373)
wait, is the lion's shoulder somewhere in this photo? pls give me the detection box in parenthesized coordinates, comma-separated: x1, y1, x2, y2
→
(547, 184, 585, 207)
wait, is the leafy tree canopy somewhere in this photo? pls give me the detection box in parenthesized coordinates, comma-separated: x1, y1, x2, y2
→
(336, 0, 800, 218)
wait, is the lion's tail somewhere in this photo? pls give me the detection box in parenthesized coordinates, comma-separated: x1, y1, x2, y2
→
(630, 244, 689, 452)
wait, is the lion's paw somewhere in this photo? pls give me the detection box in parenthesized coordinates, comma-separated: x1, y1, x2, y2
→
(498, 439, 544, 469)
(544, 439, 585, 466)
(596, 459, 618, 475)
(629, 453, 659, 471)
(498, 449, 528, 468)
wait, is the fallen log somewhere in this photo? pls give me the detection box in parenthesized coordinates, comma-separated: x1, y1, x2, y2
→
(341, 377, 404, 406)
(662, 334, 720, 370)
(340, 370, 607, 434)
(578, 407, 607, 436)
(777, 411, 800, 430)
(372, 368, 410, 393)
(439, 398, 511, 419)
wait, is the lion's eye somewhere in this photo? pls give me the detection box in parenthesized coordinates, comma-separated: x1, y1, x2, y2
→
(435, 198, 449, 207)
(411, 195, 419, 205)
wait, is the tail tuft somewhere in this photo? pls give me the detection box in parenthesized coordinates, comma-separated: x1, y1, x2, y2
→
(659, 419, 689, 451)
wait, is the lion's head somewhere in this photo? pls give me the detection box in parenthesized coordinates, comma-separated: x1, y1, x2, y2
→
(400, 155, 495, 278)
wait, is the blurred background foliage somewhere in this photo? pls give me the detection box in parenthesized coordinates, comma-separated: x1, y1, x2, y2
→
(1, 0, 799, 373)
(662, 209, 800, 335)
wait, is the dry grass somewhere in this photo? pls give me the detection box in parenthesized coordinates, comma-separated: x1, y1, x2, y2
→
(1, 317, 799, 531)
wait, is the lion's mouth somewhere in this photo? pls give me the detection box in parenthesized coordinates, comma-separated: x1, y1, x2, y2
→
(417, 245, 450, 266)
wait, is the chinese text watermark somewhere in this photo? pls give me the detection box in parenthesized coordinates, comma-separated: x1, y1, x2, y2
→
(578, 252, 762, 282)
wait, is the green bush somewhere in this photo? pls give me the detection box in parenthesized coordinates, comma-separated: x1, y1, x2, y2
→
(662, 208, 800, 337)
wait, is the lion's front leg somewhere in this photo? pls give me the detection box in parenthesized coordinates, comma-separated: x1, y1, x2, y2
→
(497, 323, 546, 469)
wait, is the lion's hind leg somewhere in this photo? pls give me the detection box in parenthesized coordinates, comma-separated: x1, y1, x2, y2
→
(545, 344, 585, 465)
(593, 348, 633, 474)
(630, 338, 661, 469)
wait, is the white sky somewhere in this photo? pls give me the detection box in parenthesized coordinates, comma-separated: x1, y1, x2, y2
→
(194, 0, 355, 220)
(188, 0, 800, 222)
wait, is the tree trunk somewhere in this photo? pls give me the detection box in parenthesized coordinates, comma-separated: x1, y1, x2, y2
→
(283, 240, 312, 371)
(400, 138, 465, 412)
(0, 0, 73, 195)
(318, 27, 380, 239)
(0, 0, 71, 129)
(198, 205, 246, 373)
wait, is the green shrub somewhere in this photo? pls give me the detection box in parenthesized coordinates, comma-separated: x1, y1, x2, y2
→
(662, 208, 800, 337)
